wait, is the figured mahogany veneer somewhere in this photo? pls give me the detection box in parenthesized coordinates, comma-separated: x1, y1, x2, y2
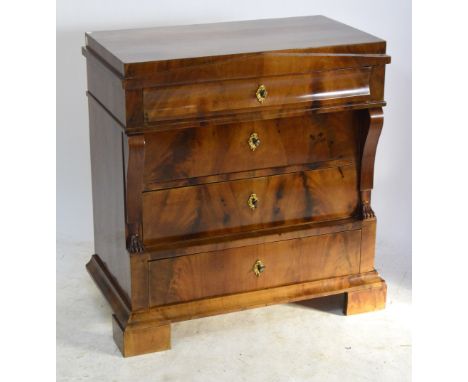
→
(84, 15, 390, 356)
(149, 230, 361, 306)
(143, 112, 360, 187)
(143, 68, 373, 122)
(142, 166, 359, 243)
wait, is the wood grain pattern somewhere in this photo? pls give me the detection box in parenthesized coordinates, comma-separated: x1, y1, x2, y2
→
(88, 250, 384, 325)
(84, 16, 389, 131)
(360, 107, 384, 219)
(137, 270, 384, 324)
(143, 68, 372, 122)
(84, 45, 388, 131)
(88, 251, 384, 356)
(112, 315, 171, 357)
(86, 255, 131, 327)
(85, 15, 386, 76)
(149, 229, 361, 306)
(84, 16, 390, 356)
(142, 165, 359, 243)
(88, 252, 386, 356)
(124, 53, 389, 90)
(146, 217, 363, 261)
(130, 101, 386, 134)
(84, 49, 126, 125)
(360, 218, 377, 273)
(144, 111, 360, 186)
(88, 98, 131, 302)
(144, 159, 354, 192)
(130, 252, 150, 312)
(125, 135, 145, 253)
(360, 107, 384, 189)
(344, 281, 387, 315)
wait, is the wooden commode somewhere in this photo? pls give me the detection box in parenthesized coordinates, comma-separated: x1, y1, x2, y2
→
(83, 15, 390, 357)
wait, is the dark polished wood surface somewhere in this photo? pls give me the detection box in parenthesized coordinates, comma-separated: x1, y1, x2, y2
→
(88, 99, 131, 303)
(142, 165, 359, 243)
(84, 16, 390, 356)
(145, 217, 363, 260)
(144, 111, 360, 186)
(82, 49, 388, 131)
(142, 68, 373, 122)
(149, 229, 361, 306)
(86, 15, 385, 75)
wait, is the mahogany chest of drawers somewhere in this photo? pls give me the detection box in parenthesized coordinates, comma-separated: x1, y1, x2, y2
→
(84, 15, 390, 357)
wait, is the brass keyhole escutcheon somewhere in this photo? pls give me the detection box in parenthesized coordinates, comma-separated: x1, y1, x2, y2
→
(248, 132, 261, 151)
(247, 193, 259, 210)
(256, 84, 268, 103)
(253, 260, 266, 276)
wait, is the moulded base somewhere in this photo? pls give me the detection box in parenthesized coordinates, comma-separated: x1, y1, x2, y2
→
(87, 254, 386, 357)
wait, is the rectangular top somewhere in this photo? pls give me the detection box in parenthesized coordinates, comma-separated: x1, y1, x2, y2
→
(85, 15, 386, 76)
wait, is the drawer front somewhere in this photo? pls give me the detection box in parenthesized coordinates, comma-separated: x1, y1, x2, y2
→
(149, 229, 361, 306)
(142, 165, 359, 243)
(143, 68, 372, 122)
(144, 112, 359, 186)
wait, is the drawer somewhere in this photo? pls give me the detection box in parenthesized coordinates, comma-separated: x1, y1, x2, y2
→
(142, 165, 359, 244)
(144, 111, 359, 186)
(149, 229, 361, 306)
(143, 68, 372, 122)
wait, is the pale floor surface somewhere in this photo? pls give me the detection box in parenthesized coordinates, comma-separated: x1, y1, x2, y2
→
(57, 240, 411, 382)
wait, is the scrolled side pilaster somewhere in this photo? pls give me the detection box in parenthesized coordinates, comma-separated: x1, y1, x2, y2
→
(359, 108, 384, 220)
(125, 134, 146, 253)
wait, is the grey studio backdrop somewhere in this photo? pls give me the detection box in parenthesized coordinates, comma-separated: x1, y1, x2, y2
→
(57, 1, 411, 279)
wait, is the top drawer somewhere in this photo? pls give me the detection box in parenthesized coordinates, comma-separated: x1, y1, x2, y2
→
(143, 68, 372, 122)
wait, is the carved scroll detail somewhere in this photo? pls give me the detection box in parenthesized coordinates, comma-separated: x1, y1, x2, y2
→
(127, 234, 144, 254)
(125, 135, 146, 253)
(361, 200, 376, 220)
(360, 108, 384, 220)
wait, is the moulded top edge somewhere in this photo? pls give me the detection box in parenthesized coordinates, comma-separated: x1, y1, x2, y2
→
(85, 15, 387, 77)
